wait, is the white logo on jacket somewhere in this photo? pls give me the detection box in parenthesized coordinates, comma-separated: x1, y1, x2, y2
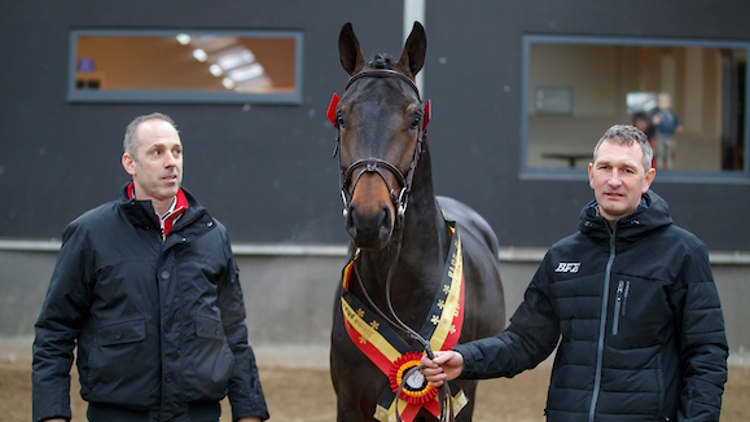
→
(555, 262, 581, 273)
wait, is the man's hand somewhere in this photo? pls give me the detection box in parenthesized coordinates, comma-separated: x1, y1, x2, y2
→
(420, 350, 465, 388)
(237, 418, 261, 422)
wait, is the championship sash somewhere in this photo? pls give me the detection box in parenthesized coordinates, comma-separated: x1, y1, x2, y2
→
(340, 222, 468, 422)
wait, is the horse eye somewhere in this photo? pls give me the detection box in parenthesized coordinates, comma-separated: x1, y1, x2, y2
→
(336, 114, 346, 129)
(410, 114, 422, 130)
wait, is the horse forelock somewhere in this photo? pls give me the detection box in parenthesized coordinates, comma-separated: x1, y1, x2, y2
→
(370, 53, 395, 70)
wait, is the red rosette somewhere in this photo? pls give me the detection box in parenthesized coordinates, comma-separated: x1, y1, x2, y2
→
(388, 351, 437, 405)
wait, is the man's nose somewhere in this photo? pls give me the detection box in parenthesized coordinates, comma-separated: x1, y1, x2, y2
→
(608, 170, 622, 185)
(164, 153, 178, 167)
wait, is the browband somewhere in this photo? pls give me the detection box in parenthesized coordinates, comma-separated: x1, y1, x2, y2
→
(345, 69, 422, 102)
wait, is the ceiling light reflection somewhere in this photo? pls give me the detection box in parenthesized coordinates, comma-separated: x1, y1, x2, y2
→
(235, 75, 273, 92)
(209, 64, 223, 77)
(192, 49, 208, 62)
(228, 63, 264, 82)
(190, 36, 238, 53)
(222, 77, 236, 89)
(176, 34, 191, 45)
(215, 47, 256, 70)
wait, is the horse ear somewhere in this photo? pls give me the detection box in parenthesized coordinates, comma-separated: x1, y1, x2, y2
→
(396, 21, 427, 78)
(339, 22, 367, 76)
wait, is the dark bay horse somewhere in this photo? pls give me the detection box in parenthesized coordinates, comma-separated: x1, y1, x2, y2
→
(328, 22, 505, 422)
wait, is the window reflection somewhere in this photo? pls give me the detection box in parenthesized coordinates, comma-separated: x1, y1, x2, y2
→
(524, 37, 747, 174)
(70, 30, 301, 103)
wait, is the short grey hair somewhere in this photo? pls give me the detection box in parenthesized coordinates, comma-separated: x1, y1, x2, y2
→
(123, 112, 177, 161)
(593, 124, 653, 172)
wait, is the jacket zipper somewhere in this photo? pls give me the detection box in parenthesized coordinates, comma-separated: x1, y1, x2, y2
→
(589, 224, 617, 422)
(612, 280, 626, 335)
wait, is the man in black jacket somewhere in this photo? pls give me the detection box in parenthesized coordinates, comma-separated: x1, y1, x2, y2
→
(32, 113, 269, 422)
(422, 125, 728, 421)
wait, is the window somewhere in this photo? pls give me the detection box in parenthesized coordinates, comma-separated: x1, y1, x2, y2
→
(69, 30, 303, 104)
(521, 35, 748, 180)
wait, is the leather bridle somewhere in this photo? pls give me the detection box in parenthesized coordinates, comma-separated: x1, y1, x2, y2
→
(327, 69, 431, 219)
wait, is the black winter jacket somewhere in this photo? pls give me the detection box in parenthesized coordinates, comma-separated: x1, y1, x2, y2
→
(454, 190, 728, 421)
(33, 184, 269, 422)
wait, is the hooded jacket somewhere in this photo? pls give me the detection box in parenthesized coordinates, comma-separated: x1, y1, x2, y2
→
(454, 190, 728, 421)
(33, 184, 269, 422)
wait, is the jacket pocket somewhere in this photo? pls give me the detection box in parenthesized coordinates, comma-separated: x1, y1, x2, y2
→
(656, 353, 665, 418)
(195, 315, 224, 340)
(86, 316, 157, 406)
(182, 315, 234, 401)
(96, 316, 146, 346)
(612, 280, 630, 336)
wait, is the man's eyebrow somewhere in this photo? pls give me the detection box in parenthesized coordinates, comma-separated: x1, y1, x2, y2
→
(148, 142, 175, 149)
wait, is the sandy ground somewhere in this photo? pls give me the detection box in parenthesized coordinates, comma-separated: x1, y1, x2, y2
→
(2, 351, 748, 422)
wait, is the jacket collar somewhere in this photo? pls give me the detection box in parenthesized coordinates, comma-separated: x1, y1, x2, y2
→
(118, 182, 208, 237)
(579, 189, 673, 243)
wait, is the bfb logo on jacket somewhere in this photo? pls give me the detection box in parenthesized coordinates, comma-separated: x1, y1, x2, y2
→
(555, 262, 581, 273)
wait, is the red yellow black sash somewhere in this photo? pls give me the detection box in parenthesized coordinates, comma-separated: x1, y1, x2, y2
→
(340, 222, 467, 422)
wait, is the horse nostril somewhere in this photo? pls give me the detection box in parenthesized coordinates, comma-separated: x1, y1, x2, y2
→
(377, 205, 392, 235)
(345, 205, 357, 238)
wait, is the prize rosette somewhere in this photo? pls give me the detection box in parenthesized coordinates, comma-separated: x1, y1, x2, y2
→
(388, 351, 437, 405)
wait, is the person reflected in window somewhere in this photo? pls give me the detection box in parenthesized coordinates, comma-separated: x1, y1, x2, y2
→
(32, 113, 269, 422)
(632, 111, 656, 169)
(650, 93, 684, 170)
(421, 125, 728, 421)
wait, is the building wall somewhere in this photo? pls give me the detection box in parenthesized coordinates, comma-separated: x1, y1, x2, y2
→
(0, 0, 406, 244)
(1, 0, 749, 250)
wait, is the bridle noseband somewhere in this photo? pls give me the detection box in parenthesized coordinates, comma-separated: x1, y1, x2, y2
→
(343, 157, 410, 216)
(327, 69, 431, 219)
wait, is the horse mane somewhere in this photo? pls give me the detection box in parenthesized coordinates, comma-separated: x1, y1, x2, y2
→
(370, 53, 395, 70)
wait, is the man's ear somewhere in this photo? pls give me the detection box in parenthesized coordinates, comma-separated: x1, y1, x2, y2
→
(122, 153, 136, 176)
(643, 167, 656, 192)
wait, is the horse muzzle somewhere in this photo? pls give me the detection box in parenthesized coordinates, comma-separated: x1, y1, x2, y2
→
(345, 200, 394, 250)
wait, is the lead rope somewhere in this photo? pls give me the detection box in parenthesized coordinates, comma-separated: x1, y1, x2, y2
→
(351, 214, 454, 422)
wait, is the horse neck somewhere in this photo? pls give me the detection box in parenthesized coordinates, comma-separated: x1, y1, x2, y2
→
(400, 142, 448, 265)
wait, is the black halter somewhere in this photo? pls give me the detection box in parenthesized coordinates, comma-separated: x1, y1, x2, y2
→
(329, 69, 430, 218)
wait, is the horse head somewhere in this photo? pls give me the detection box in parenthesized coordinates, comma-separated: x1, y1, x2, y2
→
(332, 22, 429, 251)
